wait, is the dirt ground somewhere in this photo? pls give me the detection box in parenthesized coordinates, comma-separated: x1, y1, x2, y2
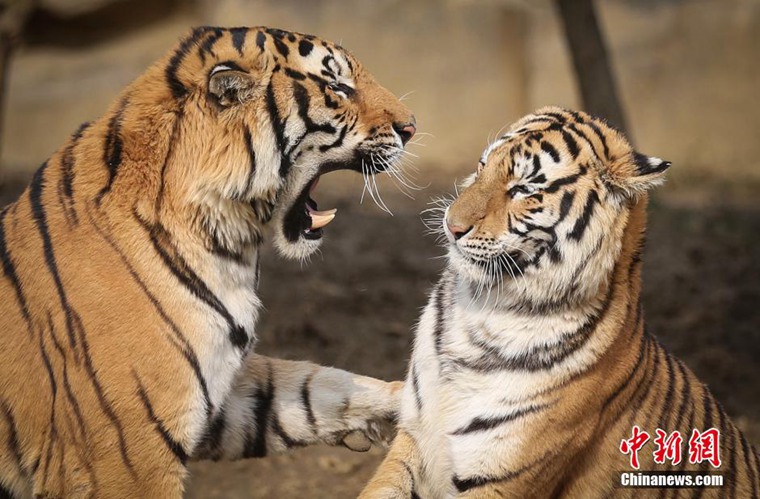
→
(1, 170, 758, 498)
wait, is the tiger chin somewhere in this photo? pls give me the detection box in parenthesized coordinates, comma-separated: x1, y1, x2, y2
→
(360, 107, 758, 498)
(0, 27, 414, 498)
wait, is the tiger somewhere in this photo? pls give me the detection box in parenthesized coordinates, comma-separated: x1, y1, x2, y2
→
(359, 107, 759, 498)
(0, 26, 417, 498)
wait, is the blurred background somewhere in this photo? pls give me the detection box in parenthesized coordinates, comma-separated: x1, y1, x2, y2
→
(0, 0, 758, 497)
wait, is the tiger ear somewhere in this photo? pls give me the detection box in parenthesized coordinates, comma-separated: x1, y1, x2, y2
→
(610, 151, 671, 198)
(208, 64, 256, 107)
(629, 151, 671, 191)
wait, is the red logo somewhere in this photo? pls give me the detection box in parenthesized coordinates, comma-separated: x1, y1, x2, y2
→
(620, 425, 650, 469)
(688, 428, 721, 468)
(619, 427, 721, 469)
(653, 429, 683, 465)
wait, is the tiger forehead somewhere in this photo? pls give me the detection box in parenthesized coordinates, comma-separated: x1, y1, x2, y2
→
(261, 28, 355, 77)
(480, 133, 541, 169)
(194, 27, 356, 79)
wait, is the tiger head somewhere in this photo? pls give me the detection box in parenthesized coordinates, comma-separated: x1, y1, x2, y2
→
(442, 107, 670, 310)
(139, 27, 415, 260)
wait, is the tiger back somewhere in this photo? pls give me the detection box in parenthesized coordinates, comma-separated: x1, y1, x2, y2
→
(0, 27, 415, 498)
(360, 107, 759, 498)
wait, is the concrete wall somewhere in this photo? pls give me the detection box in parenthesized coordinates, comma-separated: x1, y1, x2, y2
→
(2, 0, 758, 183)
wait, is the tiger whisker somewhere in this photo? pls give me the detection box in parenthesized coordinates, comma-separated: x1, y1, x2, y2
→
(413, 131, 435, 139)
(360, 159, 370, 205)
(398, 90, 416, 102)
(369, 154, 393, 215)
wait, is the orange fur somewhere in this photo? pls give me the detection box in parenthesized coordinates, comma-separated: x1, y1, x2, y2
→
(0, 27, 414, 497)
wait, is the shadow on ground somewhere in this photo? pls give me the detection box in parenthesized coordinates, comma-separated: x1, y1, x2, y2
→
(1, 171, 758, 498)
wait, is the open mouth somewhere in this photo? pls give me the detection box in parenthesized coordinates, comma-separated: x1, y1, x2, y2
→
(282, 153, 396, 243)
(283, 171, 341, 242)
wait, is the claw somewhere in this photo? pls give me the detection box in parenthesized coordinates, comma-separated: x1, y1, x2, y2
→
(341, 430, 372, 452)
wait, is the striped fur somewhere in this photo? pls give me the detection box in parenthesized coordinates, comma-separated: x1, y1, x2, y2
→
(361, 107, 759, 498)
(0, 27, 413, 497)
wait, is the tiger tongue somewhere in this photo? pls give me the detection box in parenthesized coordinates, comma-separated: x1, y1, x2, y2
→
(307, 204, 337, 230)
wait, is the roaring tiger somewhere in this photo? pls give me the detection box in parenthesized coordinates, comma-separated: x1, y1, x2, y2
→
(360, 107, 759, 498)
(0, 26, 416, 497)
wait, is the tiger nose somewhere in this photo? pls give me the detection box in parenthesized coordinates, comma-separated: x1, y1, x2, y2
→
(446, 222, 473, 241)
(393, 121, 416, 145)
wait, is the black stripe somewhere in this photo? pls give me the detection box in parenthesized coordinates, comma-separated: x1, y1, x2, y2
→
(243, 361, 275, 458)
(153, 110, 183, 215)
(135, 374, 188, 464)
(318, 123, 348, 153)
(557, 190, 576, 223)
(543, 111, 569, 123)
(0, 484, 15, 499)
(255, 30, 266, 50)
(0, 400, 23, 474)
(456, 275, 616, 373)
(198, 28, 223, 63)
(452, 403, 551, 435)
(74, 311, 136, 476)
(284, 67, 306, 81)
(544, 165, 587, 194)
(269, 30, 290, 58)
(601, 333, 647, 413)
(60, 121, 91, 224)
(250, 198, 275, 225)
(135, 213, 251, 350)
(36, 321, 58, 489)
(29, 162, 79, 355)
(0, 208, 33, 336)
(45, 315, 96, 485)
(584, 120, 611, 161)
(292, 81, 336, 137)
(411, 364, 422, 412)
(629, 337, 662, 425)
(96, 97, 128, 205)
(301, 373, 317, 433)
(529, 154, 542, 178)
(540, 141, 560, 163)
(671, 360, 692, 432)
(452, 454, 545, 493)
(166, 27, 209, 99)
(566, 123, 596, 157)
(197, 408, 226, 461)
(522, 117, 557, 128)
(230, 27, 247, 55)
(87, 208, 212, 414)
(740, 435, 758, 498)
(567, 190, 599, 241)
(432, 280, 446, 356)
(208, 231, 245, 263)
(243, 126, 257, 196)
(719, 406, 737, 499)
(656, 352, 677, 429)
(560, 129, 580, 159)
(264, 80, 291, 178)
(271, 416, 307, 449)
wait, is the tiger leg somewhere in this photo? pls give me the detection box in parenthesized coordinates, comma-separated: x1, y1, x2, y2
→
(193, 354, 403, 460)
(359, 430, 420, 499)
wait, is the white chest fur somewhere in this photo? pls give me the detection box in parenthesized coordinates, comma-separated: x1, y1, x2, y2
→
(177, 248, 262, 452)
(400, 274, 606, 498)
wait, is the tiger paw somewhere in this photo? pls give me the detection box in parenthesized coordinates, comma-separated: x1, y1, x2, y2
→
(332, 379, 403, 451)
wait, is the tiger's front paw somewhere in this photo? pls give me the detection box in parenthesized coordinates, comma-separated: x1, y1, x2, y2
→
(336, 380, 403, 452)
